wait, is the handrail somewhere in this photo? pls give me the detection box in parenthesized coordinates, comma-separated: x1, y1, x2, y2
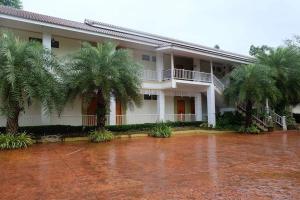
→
(213, 75, 225, 92)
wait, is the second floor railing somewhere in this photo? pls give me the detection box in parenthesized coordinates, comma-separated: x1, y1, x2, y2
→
(143, 68, 226, 92)
(163, 68, 212, 83)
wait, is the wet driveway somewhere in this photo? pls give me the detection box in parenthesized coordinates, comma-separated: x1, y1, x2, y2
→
(0, 131, 300, 200)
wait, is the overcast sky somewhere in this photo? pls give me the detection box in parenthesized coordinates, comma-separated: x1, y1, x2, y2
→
(22, 0, 300, 55)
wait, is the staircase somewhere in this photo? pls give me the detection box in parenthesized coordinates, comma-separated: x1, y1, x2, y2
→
(236, 105, 268, 131)
(236, 105, 287, 131)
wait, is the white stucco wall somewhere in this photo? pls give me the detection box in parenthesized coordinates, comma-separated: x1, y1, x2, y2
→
(293, 104, 300, 114)
(51, 96, 82, 126)
(52, 36, 82, 57)
(126, 98, 158, 124)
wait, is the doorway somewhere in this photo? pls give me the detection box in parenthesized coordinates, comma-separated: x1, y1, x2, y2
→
(177, 100, 185, 121)
(116, 100, 123, 125)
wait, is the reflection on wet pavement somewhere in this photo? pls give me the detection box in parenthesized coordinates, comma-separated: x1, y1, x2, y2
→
(0, 131, 299, 199)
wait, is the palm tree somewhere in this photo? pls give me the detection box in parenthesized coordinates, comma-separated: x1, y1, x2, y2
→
(255, 46, 300, 113)
(224, 64, 280, 128)
(66, 41, 142, 130)
(0, 0, 22, 9)
(0, 32, 65, 134)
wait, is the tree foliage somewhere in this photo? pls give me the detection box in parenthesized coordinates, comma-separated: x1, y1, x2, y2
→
(0, 31, 65, 134)
(0, 0, 22, 9)
(224, 64, 280, 127)
(65, 41, 142, 130)
(254, 45, 300, 112)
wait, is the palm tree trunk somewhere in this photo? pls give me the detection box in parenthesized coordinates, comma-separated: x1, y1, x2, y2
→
(245, 100, 253, 128)
(96, 88, 107, 131)
(6, 106, 20, 135)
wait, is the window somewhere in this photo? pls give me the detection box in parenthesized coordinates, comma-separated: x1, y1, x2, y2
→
(51, 38, 59, 48)
(144, 94, 157, 100)
(29, 37, 42, 43)
(152, 56, 156, 62)
(142, 54, 150, 61)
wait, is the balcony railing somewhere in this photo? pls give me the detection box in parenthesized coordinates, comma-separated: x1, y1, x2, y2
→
(163, 68, 212, 83)
(213, 75, 225, 92)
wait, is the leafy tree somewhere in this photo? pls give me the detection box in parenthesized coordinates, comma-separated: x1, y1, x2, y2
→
(65, 41, 142, 130)
(0, 32, 65, 134)
(214, 44, 220, 49)
(224, 64, 280, 127)
(0, 0, 22, 9)
(249, 45, 270, 56)
(255, 46, 300, 113)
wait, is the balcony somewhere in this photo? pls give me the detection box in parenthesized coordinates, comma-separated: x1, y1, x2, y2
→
(143, 68, 225, 92)
(163, 68, 212, 83)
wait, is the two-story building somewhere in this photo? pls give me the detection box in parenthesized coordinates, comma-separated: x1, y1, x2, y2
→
(0, 5, 254, 128)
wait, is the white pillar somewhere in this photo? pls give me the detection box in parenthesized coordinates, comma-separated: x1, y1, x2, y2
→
(207, 84, 216, 127)
(171, 53, 174, 79)
(195, 93, 203, 121)
(157, 90, 165, 121)
(282, 116, 287, 131)
(109, 96, 116, 125)
(41, 33, 52, 125)
(42, 33, 51, 50)
(210, 60, 214, 84)
(156, 52, 163, 81)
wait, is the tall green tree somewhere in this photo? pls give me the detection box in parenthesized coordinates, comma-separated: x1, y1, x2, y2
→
(0, 32, 65, 134)
(0, 0, 22, 9)
(224, 64, 280, 127)
(66, 41, 142, 130)
(255, 46, 300, 112)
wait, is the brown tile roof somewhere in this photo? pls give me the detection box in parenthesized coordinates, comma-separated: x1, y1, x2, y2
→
(0, 5, 254, 62)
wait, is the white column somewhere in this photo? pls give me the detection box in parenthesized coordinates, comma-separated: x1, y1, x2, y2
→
(207, 84, 216, 127)
(41, 33, 52, 125)
(195, 93, 203, 121)
(109, 96, 116, 125)
(157, 90, 165, 121)
(156, 52, 163, 81)
(42, 33, 51, 50)
(171, 53, 174, 79)
(210, 59, 214, 84)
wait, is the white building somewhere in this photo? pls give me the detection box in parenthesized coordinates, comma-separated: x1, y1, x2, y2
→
(0, 5, 254, 128)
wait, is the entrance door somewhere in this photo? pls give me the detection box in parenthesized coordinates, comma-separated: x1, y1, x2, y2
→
(177, 100, 185, 121)
(116, 100, 123, 125)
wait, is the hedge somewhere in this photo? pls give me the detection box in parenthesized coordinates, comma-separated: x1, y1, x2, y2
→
(0, 121, 203, 139)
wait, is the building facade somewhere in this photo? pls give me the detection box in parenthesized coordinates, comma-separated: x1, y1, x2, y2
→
(0, 5, 254, 128)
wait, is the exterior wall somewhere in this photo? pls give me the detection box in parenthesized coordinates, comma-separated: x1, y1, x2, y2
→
(200, 60, 211, 73)
(0, 27, 42, 41)
(132, 49, 156, 71)
(126, 98, 158, 124)
(52, 36, 82, 57)
(165, 96, 175, 114)
(293, 104, 300, 114)
(51, 96, 82, 126)
(0, 101, 42, 127)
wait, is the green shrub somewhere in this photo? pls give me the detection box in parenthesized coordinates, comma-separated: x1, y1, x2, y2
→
(149, 122, 172, 138)
(0, 132, 33, 150)
(89, 129, 114, 142)
(216, 112, 244, 131)
(0, 121, 204, 138)
(239, 125, 260, 134)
